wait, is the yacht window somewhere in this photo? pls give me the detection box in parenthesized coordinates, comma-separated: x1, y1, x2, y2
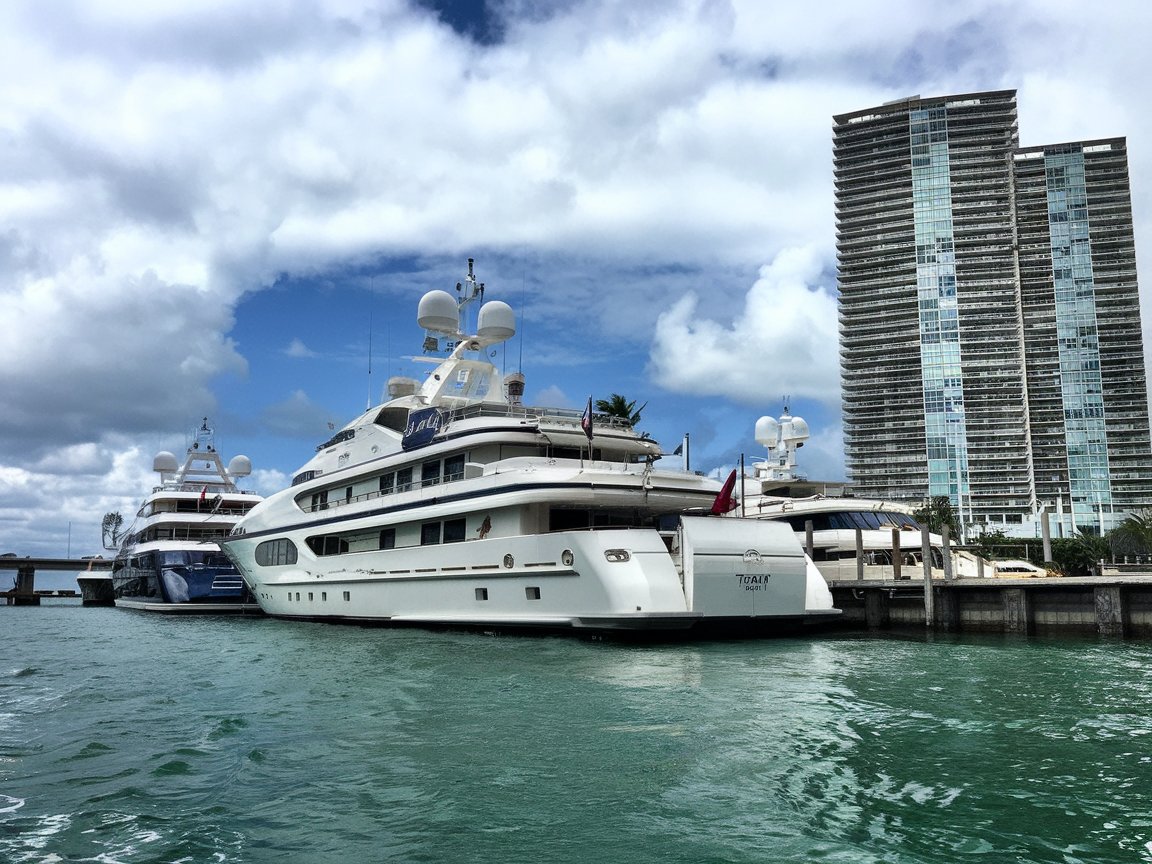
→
(255, 538, 299, 566)
(311, 490, 329, 512)
(444, 454, 466, 482)
(443, 518, 466, 544)
(421, 460, 441, 487)
(550, 446, 601, 460)
(475, 587, 488, 601)
(306, 535, 349, 556)
(551, 509, 590, 531)
(380, 528, 396, 549)
(345, 486, 353, 504)
(525, 586, 541, 600)
(379, 472, 395, 495)
(421, 522, 441, 546)
(396, 467, 414, 492)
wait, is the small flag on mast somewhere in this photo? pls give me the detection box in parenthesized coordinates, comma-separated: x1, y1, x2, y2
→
(580, 396, 593, 441)
(711, 469, 738, 515)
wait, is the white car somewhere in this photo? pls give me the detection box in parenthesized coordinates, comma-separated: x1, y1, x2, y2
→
(992, 559, 1047, 578)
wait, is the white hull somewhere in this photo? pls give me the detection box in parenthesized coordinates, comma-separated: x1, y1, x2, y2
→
(230, 517, 839, 635)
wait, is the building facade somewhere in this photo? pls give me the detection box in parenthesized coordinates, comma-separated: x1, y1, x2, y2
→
(834, 90, 1152, 536)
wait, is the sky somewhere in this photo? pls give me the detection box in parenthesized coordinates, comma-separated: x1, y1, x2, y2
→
(3, 0, 1152, 559)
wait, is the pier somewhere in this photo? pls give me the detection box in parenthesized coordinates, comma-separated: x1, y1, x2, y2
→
(1, 556, 112, 606)
(826, 574, 1152, 637)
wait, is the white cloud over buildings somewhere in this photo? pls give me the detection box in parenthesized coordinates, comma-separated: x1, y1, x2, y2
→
(0, 0, 1150, 553)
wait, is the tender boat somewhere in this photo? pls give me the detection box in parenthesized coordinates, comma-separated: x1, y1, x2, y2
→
(732, 409, 991, 580)
(221, 259, 840, 636)
(77, 567, 114, 606)
(110, 420, 264, 613)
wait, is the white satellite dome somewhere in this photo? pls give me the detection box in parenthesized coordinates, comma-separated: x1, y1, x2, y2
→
(417, 290, 460, 334)
(477, 300, 515, 344)
(153, 451, 179, 473)
(784, 416, 810, 445)
(227, 455, 252, 477)
(754, 416, 780, 449)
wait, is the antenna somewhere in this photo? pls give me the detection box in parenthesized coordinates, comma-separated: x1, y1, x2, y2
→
(518, 275, 527, 373)
(366, 309, 373, 411)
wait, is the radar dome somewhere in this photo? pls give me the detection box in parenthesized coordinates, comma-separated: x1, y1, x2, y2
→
(153, 451, 179, 473)
(227, 455, 252, 477)
(477, 300, 515, 344)
(781, 415, 810, 445)
(417, 290, 460, 334)
(754, 416, 780, 449)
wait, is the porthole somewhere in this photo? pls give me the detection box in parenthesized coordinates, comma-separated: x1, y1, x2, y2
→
(561, 549, 574, 566)
(503, 554, 514, 569)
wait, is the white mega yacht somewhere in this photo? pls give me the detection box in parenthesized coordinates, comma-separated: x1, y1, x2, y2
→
(733, 410, 990, 580)
(221, 260, 839, 635)
(110, 420, 264, 612)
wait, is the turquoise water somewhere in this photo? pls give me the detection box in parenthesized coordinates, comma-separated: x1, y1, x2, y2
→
(2, 603, 1152, 863)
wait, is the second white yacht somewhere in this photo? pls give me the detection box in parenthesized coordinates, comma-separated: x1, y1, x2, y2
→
(732, 409, 990, 580)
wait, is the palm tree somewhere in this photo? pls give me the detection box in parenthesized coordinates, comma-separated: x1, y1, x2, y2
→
(101, 511, 124, 550)
(595, 394, 647, 427)
(912, 496, 960, 540)
(1109, 510, 1152, 557)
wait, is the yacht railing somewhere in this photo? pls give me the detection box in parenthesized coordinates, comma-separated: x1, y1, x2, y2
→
(152, 484, 261, 495)
(299, 456, 649, 514)
(440, 402, 635, 431)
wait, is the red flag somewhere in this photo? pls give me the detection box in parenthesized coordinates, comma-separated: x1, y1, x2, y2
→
(199, 485, 208, 503)
(580, 396, 593, 441)
(711, 469, 738, 515)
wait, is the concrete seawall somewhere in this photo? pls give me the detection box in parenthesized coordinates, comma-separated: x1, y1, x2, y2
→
(829, 576, 1152, 637)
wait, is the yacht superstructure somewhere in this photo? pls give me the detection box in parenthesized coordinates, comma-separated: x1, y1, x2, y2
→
(221, 260, 840, 635)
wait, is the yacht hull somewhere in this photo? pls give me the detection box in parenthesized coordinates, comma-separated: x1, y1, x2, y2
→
(226, 517, 840, 636)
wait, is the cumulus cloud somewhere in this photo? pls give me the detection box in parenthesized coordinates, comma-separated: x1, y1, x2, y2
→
(284, 338, 318, 358)
(648, 247, 840, 405)
(0, 0, 1150, 555)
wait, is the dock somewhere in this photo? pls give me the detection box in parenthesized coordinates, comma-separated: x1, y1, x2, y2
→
(828, 573, 1152, 637)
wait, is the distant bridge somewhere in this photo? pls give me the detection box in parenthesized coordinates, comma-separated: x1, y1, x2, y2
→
(1, 556, 112, 605)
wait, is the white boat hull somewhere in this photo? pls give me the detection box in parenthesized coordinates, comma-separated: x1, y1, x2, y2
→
(228, 517, 839, 636)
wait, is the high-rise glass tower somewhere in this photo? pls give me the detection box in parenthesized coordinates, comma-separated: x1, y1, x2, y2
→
(834, 90, 1152, 535)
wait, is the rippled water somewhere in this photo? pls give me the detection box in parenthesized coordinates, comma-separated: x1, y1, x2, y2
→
(3, 603, 1152, 863)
